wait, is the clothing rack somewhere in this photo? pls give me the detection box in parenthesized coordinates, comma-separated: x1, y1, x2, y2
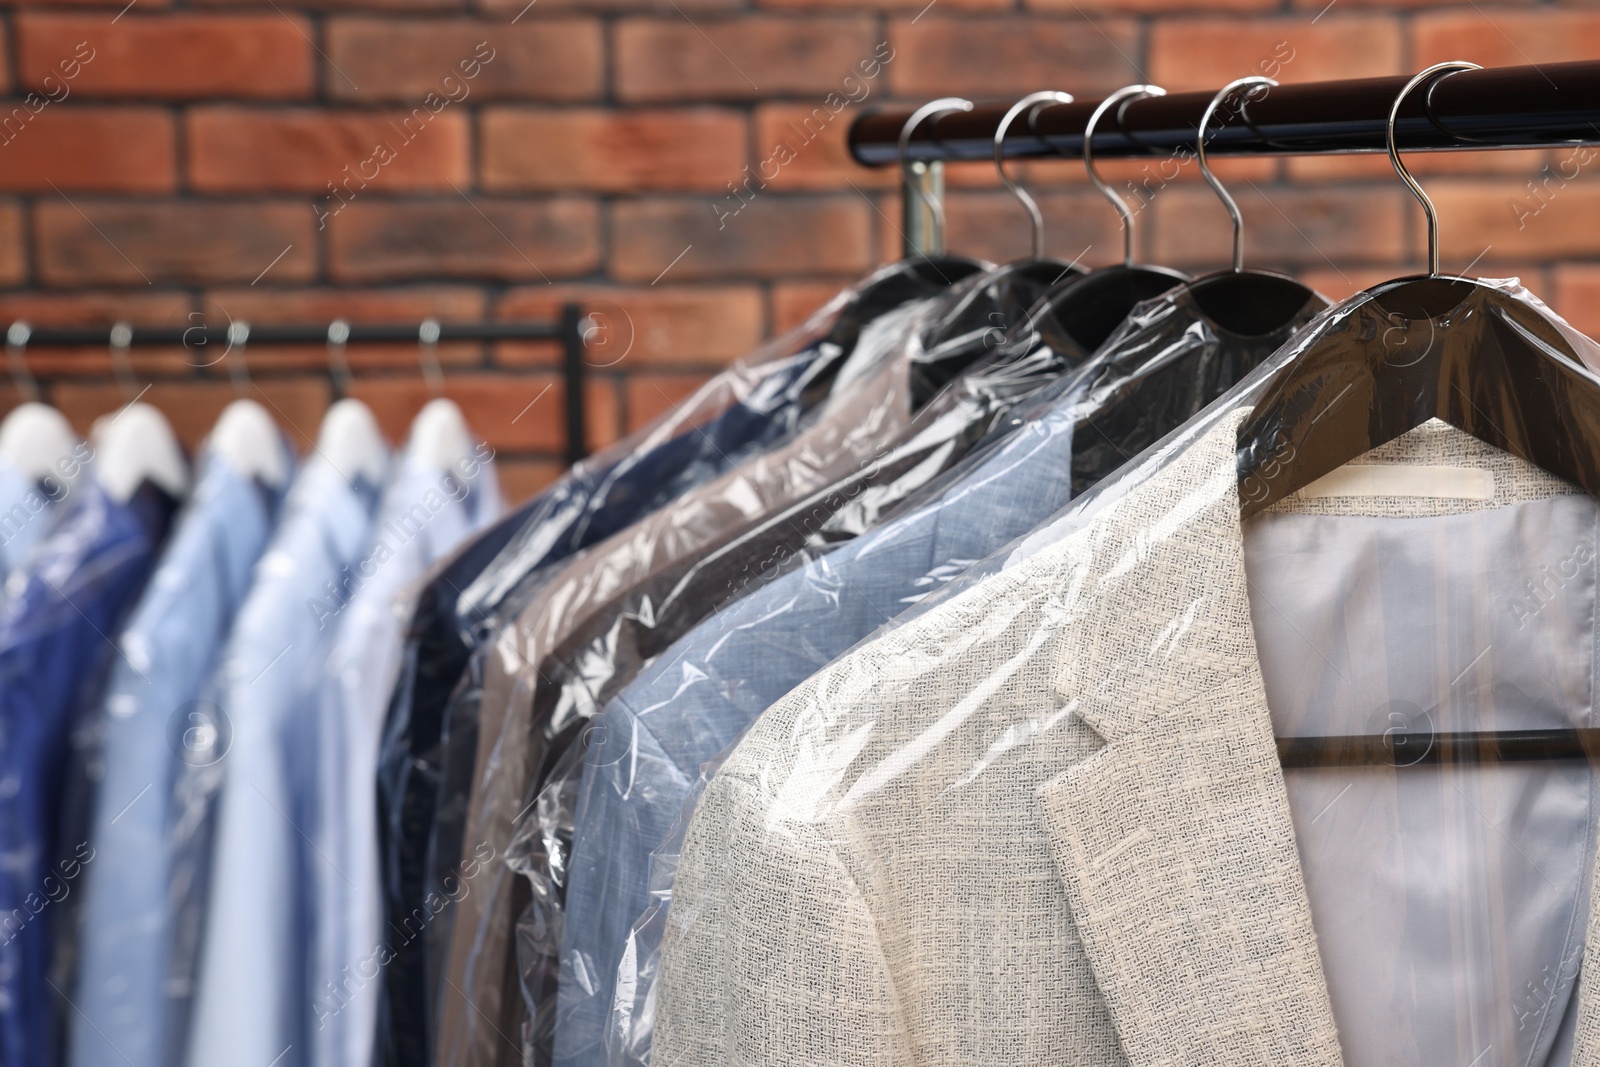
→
(850, 61, 1600, 165)
(6, 303, 591, 465)
(851, 61, 1600, 259)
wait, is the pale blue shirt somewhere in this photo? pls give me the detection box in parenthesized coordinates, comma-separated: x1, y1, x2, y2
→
(0, 458, 63, 579)
(183, 453, 384, 1067)
(69, 446, 292, 1067)
(311, 441, 502, 1067)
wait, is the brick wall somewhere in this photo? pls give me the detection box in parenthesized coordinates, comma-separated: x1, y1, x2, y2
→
(0, 0, 1597, 502)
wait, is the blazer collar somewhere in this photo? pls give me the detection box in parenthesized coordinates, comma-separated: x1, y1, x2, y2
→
(1034, 408, 1345, 1063)
(1032, 411, 1600, 1064)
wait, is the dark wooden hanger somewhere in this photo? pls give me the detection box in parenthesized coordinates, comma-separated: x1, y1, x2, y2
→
(1171, 77, 1323, 339)
(1236, 63, 1600, 767)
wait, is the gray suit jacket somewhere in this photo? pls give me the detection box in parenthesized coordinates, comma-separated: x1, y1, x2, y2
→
(655, 411, 1595, 1066)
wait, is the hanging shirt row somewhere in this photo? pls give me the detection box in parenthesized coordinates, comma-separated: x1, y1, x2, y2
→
(8, 63, 1600, 1067)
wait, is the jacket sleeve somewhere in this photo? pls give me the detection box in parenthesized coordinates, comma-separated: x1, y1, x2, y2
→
(655, 771, 916, 1067)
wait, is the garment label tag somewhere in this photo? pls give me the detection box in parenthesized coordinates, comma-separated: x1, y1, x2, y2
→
(1298, 464, 1495, 501)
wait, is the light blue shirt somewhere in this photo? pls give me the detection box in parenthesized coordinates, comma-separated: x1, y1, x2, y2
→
(0, 458, 64, 579)
(553, 379, 1085, 1067)
(69, 446, 292, 1067)
(311, 440, 501, 1067)
(183, 453, 384, 1067)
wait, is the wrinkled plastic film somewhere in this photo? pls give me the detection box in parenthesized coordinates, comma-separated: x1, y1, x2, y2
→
(375, 264, 946, 1067)
(449, 261, 1106, 1065)
(569, 280, 1326, 1067)
(641, 279, 1600, 1067)
(431, 291, 948, 1067)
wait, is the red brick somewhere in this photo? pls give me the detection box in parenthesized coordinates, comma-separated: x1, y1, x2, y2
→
(481, 0, 737, 11)
(1295, 0, 1527, 8)
(1149, 184, 1409, 271)
(52, 377, 330, 453)
(345, 370, 618, 453)
(888, 16, 1140, 99)
(0, 107, 172, 193)
(327, 198, 599, 284)
(624, 372, 714, 433)
(616, 16, 878, 103)
(754, 103, 897, 192)
(582, 376, 624, 450)
(1415, 10, 1600, 68)
(1149, 16, 1402, 92)
(763, 0, 1010, 8)
(0, 203, 27, 287)
(0, 291, 195, 377)
(772, 279, 855, 334)
(188, 109, 468, 194)
(199, 287, 487, 372)
(1429, 178, 1600, 265)
(0, 24, 13, 92)
(347, 372, 560, 452)
(1294, 263, 1426, 305)
(495, 285, 765, 368)
(930, 188, 1124, 269)
(1287, 148, 1553, 183)
(325, 18, 600, 103)
(35, 201, 315, 286)
(1552, 265, 1600, 341)
(17, 14, 313, 100)
(1016, 154, 1277, 190)
(611, 195, 874, 284)
(1031, 0, 1273, 9)
(494, 458, 566, 506)
(482, 108, 747, 194)
(195, 0, 456, 10)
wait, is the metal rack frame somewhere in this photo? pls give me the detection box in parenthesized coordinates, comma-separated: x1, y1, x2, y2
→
(849, 61, 1600, 166)
(7, 303, 591, 465)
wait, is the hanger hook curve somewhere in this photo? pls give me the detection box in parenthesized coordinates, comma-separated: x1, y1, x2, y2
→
(1197, 75, 1277, 273)
(226, 320, 250, 399)
(327, 318, 352, 401)
(1387, 61, 1481, 278)
(1085, 84, 1167, 268)
(419, 317, 444, 398)
(109, 321, 139, 404)
(5, 321, 37, 404)
(898, 97, 973, 257)
(994, 91, 1072, 261)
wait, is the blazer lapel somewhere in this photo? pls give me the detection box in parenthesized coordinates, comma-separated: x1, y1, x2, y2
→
(1033, 408, 1344, 1065)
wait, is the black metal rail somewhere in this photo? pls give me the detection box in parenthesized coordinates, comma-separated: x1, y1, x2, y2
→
(850, 61, 1600, 166)
(7, 305, 589, 464)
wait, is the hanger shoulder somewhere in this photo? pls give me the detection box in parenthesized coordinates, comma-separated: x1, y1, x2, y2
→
(210, 398, 291, 489)
(0, 402, 81, 484)
(92, 402, 189, 504)
(1238, 278, 1600, 518)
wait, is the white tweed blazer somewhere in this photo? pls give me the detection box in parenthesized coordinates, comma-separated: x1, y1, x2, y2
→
(654, 410, 1599, 1067)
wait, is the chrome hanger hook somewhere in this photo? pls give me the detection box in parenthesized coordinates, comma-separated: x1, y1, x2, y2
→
(1388, 61, 1481, 278)
(109, 321, 139, 403)
(327, 318, 352, 400)
(226, 320, 250, 398)
(994, 91, 1072, 261)
(1197, 75, 1277, 273)
(419, 317, 444, 397)
(1085, 84, 1167, 268)
(898, 97, 972, 257)
(6, 321, 37, 404)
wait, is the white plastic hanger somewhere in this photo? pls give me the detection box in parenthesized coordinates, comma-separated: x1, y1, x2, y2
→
(316, 398, 387, 486)
(209, 398, 291, 489)
(409, 396, 473, 472)
(92, 402, 189, 504)
(0, 402, 81, 485)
